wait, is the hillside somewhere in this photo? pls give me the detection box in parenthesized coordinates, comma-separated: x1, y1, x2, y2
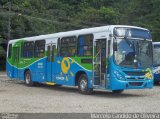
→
(0, 0, 160, 59)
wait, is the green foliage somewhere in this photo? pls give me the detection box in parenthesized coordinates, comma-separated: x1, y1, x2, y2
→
(98, 6, 119, 24)
(0, 0, 160, 42)
(0, 0, 159, 70)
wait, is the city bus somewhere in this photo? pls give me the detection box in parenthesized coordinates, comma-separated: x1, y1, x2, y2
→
(153, 42, 160, 85)
(6, 25, 153, 94)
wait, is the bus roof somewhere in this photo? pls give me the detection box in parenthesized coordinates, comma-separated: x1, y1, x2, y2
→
(9, 25, 149, 44)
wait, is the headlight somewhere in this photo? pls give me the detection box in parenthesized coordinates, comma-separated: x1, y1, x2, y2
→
(114, 70, 125, 80)
(145, 73, 152, 80)
(145, 68, 153, 80)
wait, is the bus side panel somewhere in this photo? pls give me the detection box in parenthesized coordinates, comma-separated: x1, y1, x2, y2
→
(6, 61, 21, 80)
(53, 57, 93, 87)
(18, 69, 24, 80)
(53, 57, 77, 86)
(34, 57, 47, 83)
(6, 60, 14, 79)
(11, 57, 47, 82)
(23, 57, 47, 83)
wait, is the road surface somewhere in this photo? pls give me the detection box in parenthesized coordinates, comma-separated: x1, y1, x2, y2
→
(0, 72, 159, 113)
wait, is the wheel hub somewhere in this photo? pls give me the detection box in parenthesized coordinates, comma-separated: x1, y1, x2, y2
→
(26, 74, 30, 84)
(80, 79, 87, 91)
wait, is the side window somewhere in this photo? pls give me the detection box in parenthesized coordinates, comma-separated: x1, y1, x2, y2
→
(8, 44, 12, 58)
(60, 36, 76, 57)
(23, 41, 34, 58)
(77, 34, 93, 56)
(35, 40, 45, 58)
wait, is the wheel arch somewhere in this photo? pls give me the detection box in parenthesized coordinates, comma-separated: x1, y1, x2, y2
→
(24, 68, 30, 80)
(75, 71, 87, 86)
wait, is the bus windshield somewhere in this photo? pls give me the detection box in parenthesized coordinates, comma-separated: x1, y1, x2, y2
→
(153, 44, 160, 66)
(114, 38, 153, 69)
(114, 27, 151, 39)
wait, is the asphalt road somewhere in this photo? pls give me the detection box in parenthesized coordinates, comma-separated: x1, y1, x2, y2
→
(0, 72, 160, 113)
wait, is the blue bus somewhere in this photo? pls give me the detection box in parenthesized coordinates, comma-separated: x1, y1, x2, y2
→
(6, 25, 153, 94)
(153, 42, 160, 85)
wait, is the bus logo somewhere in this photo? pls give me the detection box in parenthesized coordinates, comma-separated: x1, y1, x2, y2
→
(57, 57, 75, 81)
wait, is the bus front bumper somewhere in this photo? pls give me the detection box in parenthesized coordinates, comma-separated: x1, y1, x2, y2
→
(110, 79, 153, 90)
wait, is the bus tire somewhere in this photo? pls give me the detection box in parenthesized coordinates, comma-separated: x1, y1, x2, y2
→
(112, 90, 124, 94)
(24, 71, 33, 86)
(78, 74, 93, 95)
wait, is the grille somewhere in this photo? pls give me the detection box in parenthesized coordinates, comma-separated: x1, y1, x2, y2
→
(124, 71, 147, 76)
(129, 82, 143, 86)
(126, 77, 144, 80)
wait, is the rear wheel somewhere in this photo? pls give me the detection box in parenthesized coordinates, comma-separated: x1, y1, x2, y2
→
(112, 90, 124, 94)
(78, 74, 93, 95)
(24, 71, 33, 86)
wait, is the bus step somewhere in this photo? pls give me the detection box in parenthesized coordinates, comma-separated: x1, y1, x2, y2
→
(93, 85, 105, 89)
(93, 62, 101, 64)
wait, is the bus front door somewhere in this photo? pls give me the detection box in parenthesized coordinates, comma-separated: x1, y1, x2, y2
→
(46, 44, 56, 82)
(13, 47, 19, 78)
(93, 39, 106, 87)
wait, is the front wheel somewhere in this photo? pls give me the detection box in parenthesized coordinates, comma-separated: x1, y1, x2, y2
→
(112, 90, 124, 94)
(78, 74, 93, 95)
(24, 71, 34, 86)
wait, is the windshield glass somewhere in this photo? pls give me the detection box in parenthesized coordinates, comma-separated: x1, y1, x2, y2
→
(114, 38, 153, 68)
(153, 44, 160, 66)
(114, 27, 151, 39)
